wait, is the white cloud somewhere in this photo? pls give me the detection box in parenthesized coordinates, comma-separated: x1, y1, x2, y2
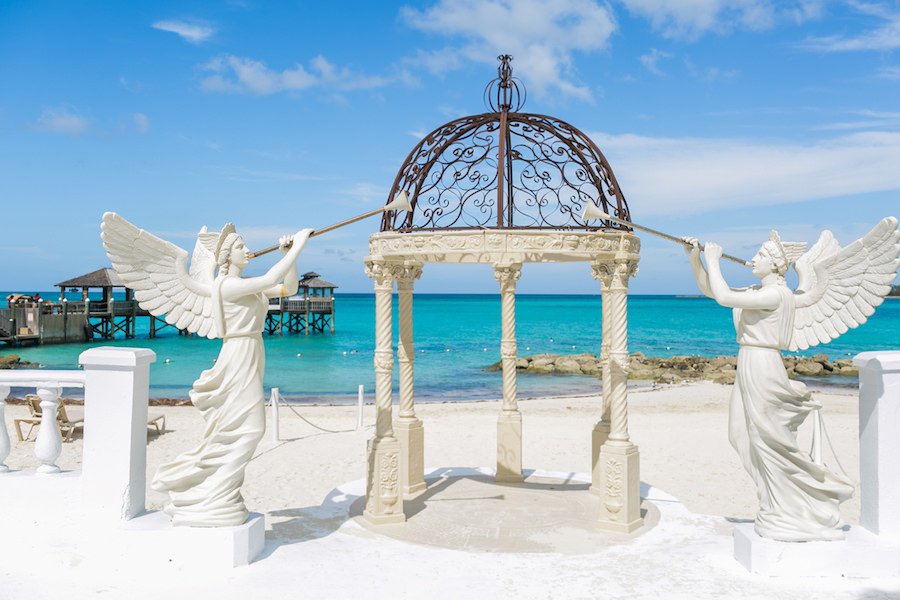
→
(152, 19, 215, 44)
(799, 12, 900, 51)
(400, 0, 617, 101)
(877, 65, 900, 78)
(639, 48, 673, 75)
(590, 130, 900, 216)
(200, 55, 390, 95)
(133, 113, 150, 133)
(618, 0, 822, 40)
(29, 107, 89, 136)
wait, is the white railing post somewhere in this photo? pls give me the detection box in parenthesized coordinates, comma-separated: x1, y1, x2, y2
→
(853, 350, 900, 543)
(357, 384, 364, 430)
(79, 346, 156, 522)
(270, 387, 280, 443)
(34, 386, 62, 474)
(0, 384, 9, 472)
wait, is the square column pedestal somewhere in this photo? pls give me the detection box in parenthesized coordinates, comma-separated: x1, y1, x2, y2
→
(394, 418, 426, 497)
(364, 436, 406, 524)
(597, 441, 642, 533)
(496, 410, 523, 483)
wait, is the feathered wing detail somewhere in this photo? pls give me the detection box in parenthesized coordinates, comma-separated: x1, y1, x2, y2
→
(789, 217, 900, 351)
(101, 212, 221, 339)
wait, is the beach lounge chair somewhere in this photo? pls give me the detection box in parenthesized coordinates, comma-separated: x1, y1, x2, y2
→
(14, 394, 84, 442)
(147, 412, 166, 435)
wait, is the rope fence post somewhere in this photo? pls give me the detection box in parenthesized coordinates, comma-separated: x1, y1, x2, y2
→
(269, 387, 280, 443)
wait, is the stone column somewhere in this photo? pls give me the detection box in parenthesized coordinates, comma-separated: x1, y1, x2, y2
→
(853, 351, 900, 542)
(394, 261, 426, 498)
(590, 260, 612, 494)
(595, 256, 642, 533)
(362, 259, 404, 524)
(494, 262, 523, 483)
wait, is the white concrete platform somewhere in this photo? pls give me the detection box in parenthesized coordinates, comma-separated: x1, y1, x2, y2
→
(734, 523, 900, 577)
(2, 468, 900, 600)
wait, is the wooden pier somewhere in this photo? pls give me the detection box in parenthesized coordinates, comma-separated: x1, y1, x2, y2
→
(2, 270, 338, 346)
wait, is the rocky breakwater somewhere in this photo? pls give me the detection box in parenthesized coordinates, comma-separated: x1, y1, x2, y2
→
(0, 354, 38, 369)
(486, 352, 858, 385)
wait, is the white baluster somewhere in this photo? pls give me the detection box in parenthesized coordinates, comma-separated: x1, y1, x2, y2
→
(34, 385, 62, 474)
(0, 384, 10, 472)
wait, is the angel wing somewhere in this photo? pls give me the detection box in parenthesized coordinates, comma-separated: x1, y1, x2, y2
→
(101, 212, 221, 339)
(789, 217, 900, 351)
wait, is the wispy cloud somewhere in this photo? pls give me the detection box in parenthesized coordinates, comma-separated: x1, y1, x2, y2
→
(152, 19, 215, 44)
(590, 130, 900, 215)
(133, 113, 150, 134)
(619, 0, 823, 40)
(639, 48, 673, 75)
(28, 107, 89, 136)
(877, 65, 900, 78)
(400, 0, 617, 101)
(796, 3, 900, 51)
(200, 55, 391, 95)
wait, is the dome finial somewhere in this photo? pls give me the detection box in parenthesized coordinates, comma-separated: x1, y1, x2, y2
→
(484, 54, 525, 112)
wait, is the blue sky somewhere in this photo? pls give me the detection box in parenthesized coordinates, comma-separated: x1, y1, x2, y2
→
(2, 0, 898, 295)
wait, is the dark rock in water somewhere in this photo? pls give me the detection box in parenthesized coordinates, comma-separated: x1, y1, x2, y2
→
(0, 354, 39, 369)
(484, 351, 857, 385)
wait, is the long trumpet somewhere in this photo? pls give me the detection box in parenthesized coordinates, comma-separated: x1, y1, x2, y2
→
(581, 202, 752, 267)
(248, 191, 414, 258)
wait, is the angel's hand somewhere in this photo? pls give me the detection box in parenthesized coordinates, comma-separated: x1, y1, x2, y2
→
(278, 235, 293, 255)
(682, 236, 701, 260)
(705, 242, 723, 262)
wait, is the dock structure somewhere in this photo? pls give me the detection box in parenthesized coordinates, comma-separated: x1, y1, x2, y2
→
(1, 269, 338, 346)
(265, 272, 337, 335)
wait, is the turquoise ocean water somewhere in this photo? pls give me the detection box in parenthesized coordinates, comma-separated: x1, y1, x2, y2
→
(4, 294, 899, 403)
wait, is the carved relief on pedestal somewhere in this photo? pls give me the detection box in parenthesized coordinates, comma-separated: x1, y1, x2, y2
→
(604, 456, 624, 518)
(500, 339, 517, 359)
(379, 450, 400, 510)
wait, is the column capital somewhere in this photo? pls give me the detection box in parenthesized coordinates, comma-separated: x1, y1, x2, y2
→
(394, 261, 424, 291)
(364, 259, 396, 291)
(591, 259, 638, 291)
(493, 262, 522, 292)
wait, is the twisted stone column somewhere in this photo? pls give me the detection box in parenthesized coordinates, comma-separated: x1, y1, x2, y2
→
(590, 260, 612, 494)
(394, 262, 426, 497)
(363, 259, 404, 523)
(593, 255, 642, 532)
(494, 263, 523, 483)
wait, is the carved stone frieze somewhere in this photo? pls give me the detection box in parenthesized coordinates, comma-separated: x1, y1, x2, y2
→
(369, 230, 640, 266)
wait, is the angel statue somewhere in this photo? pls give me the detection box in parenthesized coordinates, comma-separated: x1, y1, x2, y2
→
(101, 212, 312, 527)
(683, 217, 900, 542)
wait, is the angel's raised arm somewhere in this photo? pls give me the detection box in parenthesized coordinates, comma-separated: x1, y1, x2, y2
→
(704, 242, 781, 310)
(221, 229, 313, 300)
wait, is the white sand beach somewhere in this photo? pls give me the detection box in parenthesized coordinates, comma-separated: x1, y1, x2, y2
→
(2, 381, 896, 600)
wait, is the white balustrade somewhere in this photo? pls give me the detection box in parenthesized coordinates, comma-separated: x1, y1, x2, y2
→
(0, 372, 84, 474)
(0, 347, 156, 523)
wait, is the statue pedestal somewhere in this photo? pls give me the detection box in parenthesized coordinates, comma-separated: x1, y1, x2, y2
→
(120, 511, 265, 568)
(734, 523, 900, 577)
(496, 410, 523, 483)
(597, 442, 643, 533)
(394, 418, 426, 498)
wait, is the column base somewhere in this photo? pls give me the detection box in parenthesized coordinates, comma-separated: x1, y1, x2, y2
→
(597, 441, 643, 533)
(589, 420, 610, 496)
(363, 436, 406, 525)
(496, 410, 523, 484)
(394, 418, 426, 498)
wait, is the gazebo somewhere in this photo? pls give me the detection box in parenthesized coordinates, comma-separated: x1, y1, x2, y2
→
(363, 56, 642, 533)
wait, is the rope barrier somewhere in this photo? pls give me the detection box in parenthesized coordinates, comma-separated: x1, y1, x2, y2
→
(268, 389, 361, 435)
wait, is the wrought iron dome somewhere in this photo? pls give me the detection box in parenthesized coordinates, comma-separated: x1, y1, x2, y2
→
(381, 55, 631, 233)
